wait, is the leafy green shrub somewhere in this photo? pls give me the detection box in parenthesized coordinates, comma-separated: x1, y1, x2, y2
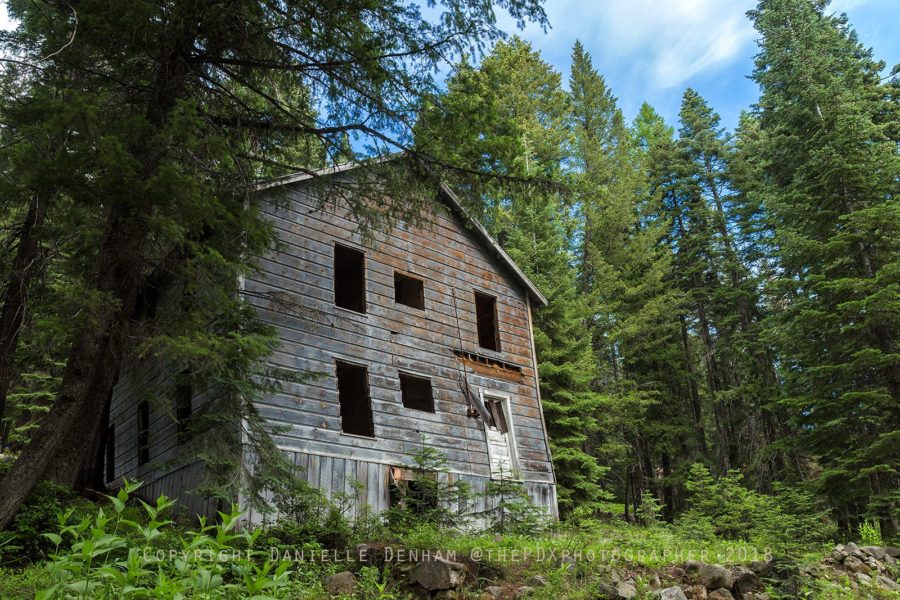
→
(479, 472, 547, 535)
(859, 519, 883, 547)
(676, 463, 835, 552)
(260, 475, 355, 551)
(357, 565, 406, 600)
(0, 475, 95, 566)
(36, 480, 293, 599)
(384, 444, 472, 530)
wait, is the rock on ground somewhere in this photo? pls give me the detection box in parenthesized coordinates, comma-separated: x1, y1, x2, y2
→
(707, 589, 734, 600)
(656, 587, 689, 600)
(876, 576, 900, 592)
(860, 546, 886, 560)
(730, 566, 758, 595)
(842, 555, 871, 574)
(699, 565, 733, 591)
(616, 581, 637, 599)
(414, 556, 468, 591)
(325, 571, 357, 596)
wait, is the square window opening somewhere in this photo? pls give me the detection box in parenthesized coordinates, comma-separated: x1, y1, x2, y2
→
(335, 361, 374, 437)
(334, 244, 366, 313)
(394, 272, 425, 310)
(399, 372, 434, 412)
(137, 401, 150, 466)
(474, 291, 500, 351)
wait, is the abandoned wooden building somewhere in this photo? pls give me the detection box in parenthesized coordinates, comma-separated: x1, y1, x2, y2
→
(105, 162, 558, 520)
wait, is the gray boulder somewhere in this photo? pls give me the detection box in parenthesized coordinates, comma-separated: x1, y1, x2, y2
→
(729, 566, 757, 595)
(656, 587, 689, 600)
(597, 583, 618, 600)
(884, 546, 900, 558)
(414, 556, 468, 591)
(842, 555, 870, 574)
(860, 546, 886, 560)
(875, 576, 900, 591)
(616, 581, 637, 599)
(325, 571, 357, 596)
(844, 542, 864, 558)
(699, 565, 733, 591)
(707, 590, 734, 600)
(747, 560, 772, 578)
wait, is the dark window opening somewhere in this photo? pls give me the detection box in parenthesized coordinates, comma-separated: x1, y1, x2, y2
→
(336, 361, 374, 437)
(105, 425, 115, 482)
(394, 272, 425, 309)
(334, 244, 366, 313)
(175, 374, 192, 442)
(399, 372, 434, 412)
(474, 291, 500, 351)
(137, 401, 150, 466)
(486, 399, 509, 434)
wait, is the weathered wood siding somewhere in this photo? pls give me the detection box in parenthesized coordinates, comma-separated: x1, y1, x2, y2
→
(244, 178, 556, 514)
(243, 450, 557, 526)
(107, 174, 557, 519)
(106, 356, 218, 517)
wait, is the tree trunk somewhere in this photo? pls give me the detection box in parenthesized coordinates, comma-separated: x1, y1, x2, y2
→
(0, 200, 149, 529)
(0, 195, 49, 447)
(679, 315, 707, 454)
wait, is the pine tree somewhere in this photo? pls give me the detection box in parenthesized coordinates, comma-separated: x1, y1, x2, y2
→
(749, 0, 900, 534)
(0, 0, 548, 529)
(416, 39, 609, 515)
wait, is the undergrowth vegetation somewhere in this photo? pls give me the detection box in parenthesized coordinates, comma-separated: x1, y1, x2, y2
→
(1, 455, 893, 600)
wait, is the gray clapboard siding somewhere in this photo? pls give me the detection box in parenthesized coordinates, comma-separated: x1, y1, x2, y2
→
(108, 168, 556, 521)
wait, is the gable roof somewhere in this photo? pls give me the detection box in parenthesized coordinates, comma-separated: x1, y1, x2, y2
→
(256, 161, 548, 307)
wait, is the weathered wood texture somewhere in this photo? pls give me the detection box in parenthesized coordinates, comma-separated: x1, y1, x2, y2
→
(243, 450, 558, 525)
(245, 180, 554, 490)
(107, 175, 556, 517)
(106, 355, 217, 517)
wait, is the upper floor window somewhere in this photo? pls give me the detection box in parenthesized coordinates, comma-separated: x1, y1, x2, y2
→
(394, 272, 425, 310)
(334, 243, 366, 313)
(474, 290, 500, 351)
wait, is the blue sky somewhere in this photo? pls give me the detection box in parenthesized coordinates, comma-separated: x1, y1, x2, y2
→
(495, 0, 900, 132)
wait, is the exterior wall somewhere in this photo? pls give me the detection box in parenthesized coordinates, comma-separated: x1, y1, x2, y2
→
(243, 179, 556, 516)
(244, 451, 557, 526)
(107, 174, 557, 519)
(107, 356, 218, 517)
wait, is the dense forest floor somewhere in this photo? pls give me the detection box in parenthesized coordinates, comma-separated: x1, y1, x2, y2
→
(0, 484, 897, 600)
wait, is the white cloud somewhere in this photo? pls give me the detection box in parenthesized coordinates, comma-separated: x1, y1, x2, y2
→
(570, 0, 757, 88)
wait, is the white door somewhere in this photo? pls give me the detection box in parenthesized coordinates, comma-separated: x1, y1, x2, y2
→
(481, 391, 520, 479)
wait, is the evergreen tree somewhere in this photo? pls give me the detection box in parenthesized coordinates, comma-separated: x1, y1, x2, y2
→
(0, 0, 547, 529)
(416, 39, 608, 516)
(749, 0, 899, 534)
